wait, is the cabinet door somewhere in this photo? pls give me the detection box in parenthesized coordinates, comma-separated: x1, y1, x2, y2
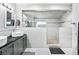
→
(17, 38, 23, 54)
(2, 44, 14, 55)
(25, 36, 27, 48)
(23, 36, 27, 50)
(14, 38, 23, 55)
(14, 41, 18, 55)
(0, 49, 2, 55)
(23, 37, 25, 50)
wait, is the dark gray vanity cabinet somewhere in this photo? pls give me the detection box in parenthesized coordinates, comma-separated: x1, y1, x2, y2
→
(0, 34, 27, 55)
(2, 43, 14, 55)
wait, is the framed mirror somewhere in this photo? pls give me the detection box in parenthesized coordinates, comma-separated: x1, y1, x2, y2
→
(5, 10, 15, 29)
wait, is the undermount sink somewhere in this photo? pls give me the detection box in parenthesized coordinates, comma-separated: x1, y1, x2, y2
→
(12, 30, 24, 37)
(0, 36, 7, 47)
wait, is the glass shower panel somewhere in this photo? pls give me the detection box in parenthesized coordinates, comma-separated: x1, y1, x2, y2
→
(59, 27, 72, 48)
(47, 27, 59, 44)
(47, 22, 61, 48)
(47, 22, 72, 48)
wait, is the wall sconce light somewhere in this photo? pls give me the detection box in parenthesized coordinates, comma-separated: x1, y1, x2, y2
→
(0, 3, 12, 10)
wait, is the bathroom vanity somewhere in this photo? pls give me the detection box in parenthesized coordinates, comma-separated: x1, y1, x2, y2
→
(0, 34, 27, 55)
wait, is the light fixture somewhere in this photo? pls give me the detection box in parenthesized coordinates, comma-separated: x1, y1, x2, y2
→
(0, 3, 12, 10)
(36, 22, 46, 25)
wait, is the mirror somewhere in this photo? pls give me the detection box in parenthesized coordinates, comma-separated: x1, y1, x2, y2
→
(22, 11, 36, 27)
(5, 10, 15, 28)
(22, 10, 48, 27)
(6, 11, 14, 26)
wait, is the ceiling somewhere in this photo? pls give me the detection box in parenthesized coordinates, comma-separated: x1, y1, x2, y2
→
(22, 4, 72, 19)
(23, 10, 67, 19)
